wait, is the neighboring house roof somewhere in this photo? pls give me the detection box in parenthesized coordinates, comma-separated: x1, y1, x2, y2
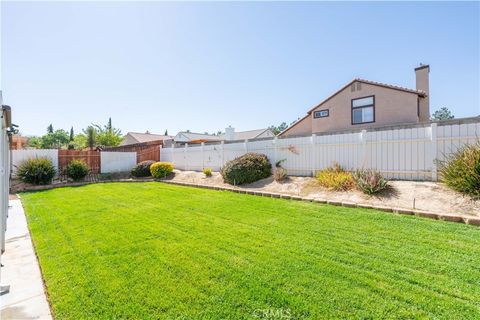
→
(174, 132, 222, 142)
(174, 128, 274, 143)
(280, 78, 427, 137)
(122, 132, 173, 144)
(219, 128, 273, 140)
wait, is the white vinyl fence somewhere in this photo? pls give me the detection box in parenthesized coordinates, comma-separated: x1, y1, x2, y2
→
(11, 150, 137, 174)
(100, 151, 136, 173)
(11, 149, 58, 175)
(161, 118, 480, 181)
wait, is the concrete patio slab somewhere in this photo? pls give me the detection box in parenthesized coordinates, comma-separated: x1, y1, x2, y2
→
(1, 199, 52, 320)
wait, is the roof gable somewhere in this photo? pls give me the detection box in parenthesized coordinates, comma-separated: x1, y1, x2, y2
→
(306, 79, 426, 114)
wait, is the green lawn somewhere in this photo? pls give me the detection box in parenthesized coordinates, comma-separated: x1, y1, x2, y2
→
(22, 182, 480, 319)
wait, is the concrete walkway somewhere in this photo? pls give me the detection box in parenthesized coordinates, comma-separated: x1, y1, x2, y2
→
(1, 199, 52, 320)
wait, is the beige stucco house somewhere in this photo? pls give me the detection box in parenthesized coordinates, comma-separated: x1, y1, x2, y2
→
(279, 65, 430, 137)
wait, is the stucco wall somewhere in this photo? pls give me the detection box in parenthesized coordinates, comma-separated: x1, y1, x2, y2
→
(415, 66, 430, 121)
(310, 82, 419, 134)
(282, 115, 312, 136)
(282, 81, 422, 137)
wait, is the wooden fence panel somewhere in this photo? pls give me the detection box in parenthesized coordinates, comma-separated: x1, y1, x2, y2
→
(58, 150, 101, 174)
(105, 141, 162, 163)
(136, 145, 160, 163)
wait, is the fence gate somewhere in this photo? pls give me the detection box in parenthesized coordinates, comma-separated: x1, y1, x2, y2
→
(58, 150, 101, 175)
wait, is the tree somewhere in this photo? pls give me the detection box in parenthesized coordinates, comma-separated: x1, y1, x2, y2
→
(69, 127, 74, 142)
(27, 136, 42, 149)
(47, 124, 54, 134)
(164, 130, 168, 136)
(71, 134, 87, 150)
(41, 130, 69, 149)
(431, 107, 454, 121)
(269, 122, 288, 135)
(84, 126, 97, 150)
(93, 118, 122, 147)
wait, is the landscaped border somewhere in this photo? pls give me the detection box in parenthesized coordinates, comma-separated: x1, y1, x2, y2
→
(14, 178, 480, 227)
(159, 180, 480, 227)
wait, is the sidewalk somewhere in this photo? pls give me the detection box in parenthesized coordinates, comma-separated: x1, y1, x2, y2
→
(1, 198, 52, 320)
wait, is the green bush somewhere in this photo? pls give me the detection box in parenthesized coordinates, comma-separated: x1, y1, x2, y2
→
(316, 163, 354, 191)
(353, 169, 388, 194)
(440, 142, 480, 198)
(17, 157, 56, 185)
(203, 168, 212, 177)
(150, 162, 174, 178)
(221, 153, 271, 185)
(131, 160, 155, 177)
(66, 160, 89, 181)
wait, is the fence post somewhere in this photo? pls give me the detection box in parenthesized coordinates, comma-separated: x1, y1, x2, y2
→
(221, 141, 225, 167)
(201, 142, 205, 170)
(311, 134, 316, 176)
(431, 123, 438, 181)
(360, 130, 367, 168)
(184, 143, 188, 171)
(273, 136, 278, 167)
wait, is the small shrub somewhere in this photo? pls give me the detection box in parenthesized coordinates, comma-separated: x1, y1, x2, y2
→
(203, 168, 212, 177)
(316, 163, 354, 191)
(275, 159, 286, 168)
(273, 159, 288, 182)
(17, 157, 56, 185)
(273, 167, 288, 182)
(221, 153, 271, 185)
(150, 162, 174, 178)
(131, 160, 155, 177)
(66, 160, 89, 181)
(353, 169, 388, 194)
(440, 142, 480, 198)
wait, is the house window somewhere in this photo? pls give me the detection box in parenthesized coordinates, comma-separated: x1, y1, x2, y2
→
(314, 109, 329, 118)
(351, 96, 375, 124)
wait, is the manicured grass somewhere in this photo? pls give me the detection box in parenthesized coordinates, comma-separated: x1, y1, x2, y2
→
(22, 182, 480, 319)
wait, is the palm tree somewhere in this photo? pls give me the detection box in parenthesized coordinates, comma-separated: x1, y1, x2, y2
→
(84, 126, 96, 150)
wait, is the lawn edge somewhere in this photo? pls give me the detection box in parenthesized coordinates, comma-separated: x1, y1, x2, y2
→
(16, 178, 480, 227)
(158, 180, 480, 227)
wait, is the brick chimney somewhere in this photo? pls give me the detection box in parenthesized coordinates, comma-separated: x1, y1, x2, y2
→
(415, 64, 430, 121)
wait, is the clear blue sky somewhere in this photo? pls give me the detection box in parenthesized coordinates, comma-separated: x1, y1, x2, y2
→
(1, 1, 479, 136)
